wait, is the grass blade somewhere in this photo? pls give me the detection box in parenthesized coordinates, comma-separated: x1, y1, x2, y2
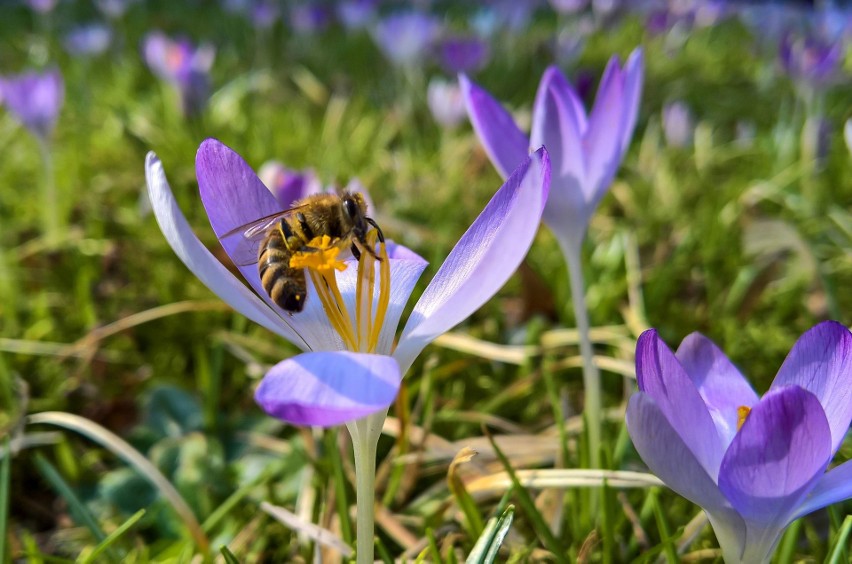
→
(80, 509, 145, 564)
(826, 515, 852, 564)
(0, 437, 9, 563)
(465, 504, 514, 564)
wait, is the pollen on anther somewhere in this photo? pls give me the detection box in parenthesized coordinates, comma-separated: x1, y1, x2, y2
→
(736, 406, 751, 431)
(289, 235, 348, 273)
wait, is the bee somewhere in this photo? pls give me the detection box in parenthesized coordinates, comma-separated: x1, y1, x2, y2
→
(220, 192, 384, 313)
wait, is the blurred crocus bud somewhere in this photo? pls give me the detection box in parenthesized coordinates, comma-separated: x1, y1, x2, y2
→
(142, 31, 215, 116)
(372, 12, 441, 67)
(290, 4, 333, 34)
(662, 101, 694, 148)
(437, 36, 490, 74)
(64, 24, 112, 56)
(257, 162, 323, 208)
(250, 0, 280, 30)
(549, 0, 589, 14)
(27, 0, 58, 14)
(779, 31, 842, 86)
(337, 0, 378, 30)
(0, 68, 64, 140)
(801, 115, 831, 168)
(96, 0, 134, 19)
(427, 78, 466, 129)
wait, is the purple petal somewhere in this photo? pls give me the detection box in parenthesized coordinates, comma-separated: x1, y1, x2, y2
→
(626, 393, 735, 515)
(144, 152, 307, 349)
(793, 458, 852, 520)
(635, 330, 725, 477)
(584, 55, 626, 199)
(460, 74, 530, 180)
(620, 48, 644, 155)
(255, 351, 401, 427)
(394, 148, 550, 372)
(769, 321, 852, 454)
(718, 386, 831, 526)
(676, 332, 759, 445)
(0, 68, 64, 139)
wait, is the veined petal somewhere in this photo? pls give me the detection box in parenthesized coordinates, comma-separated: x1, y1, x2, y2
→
(459, 74, 530, 180)
(626, 393, 732, 514)
(585, 56, 627, 200)
(635, 330, 725, 477)
(530, 67, 589, 242)
(676, 332, 759, 445)
(394, 148, 551, 373)
(145, 152, 307, 348)
(792, 458, 852, 520)
(620, 48, 644, 155)
(718, 386, 831, 527)
(196, 138, 283, 244)
(769, 321, 852, 454)
(255, 351, 401, 427)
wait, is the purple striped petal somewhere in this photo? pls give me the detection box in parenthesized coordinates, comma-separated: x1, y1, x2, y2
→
(718, 386, 831, 526)
(255, 351, 401, 427)
(792, 458, 852, 520)
(626, 393, 733, 514)
(144, 152, 307, 348)
(676, 332, 759, 445)
(394, 148, 550, 372)
(620, 48, 644, 155)
(584, 56, 626, 199)
(635, 330, 725, 477)
(460, 74, 530, 180)
(769, 321, 852, 454)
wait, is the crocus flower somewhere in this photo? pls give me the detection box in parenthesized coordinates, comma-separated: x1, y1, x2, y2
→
(626, 322, 852, 563)
(145, 138, 550, 427)
(64, 24, 112, 56)
(437, 36, 490, 75)
(461, 48, 642, 251)
(142, 31, 215, 116)
(337, 0, 377, 31)
(372, 12, 441, 67)
(662, 101, 693, 148)
(779, 30, 842, 87)
(427, 78, 467, 129)
(290, 4, 333, 34)
(250, 0, 280, 30)
(0, 68, 64, 140)
(27, 0, 57, 14)
(257, 161, 323, 207)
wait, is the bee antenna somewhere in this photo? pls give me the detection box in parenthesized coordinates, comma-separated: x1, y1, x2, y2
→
(367, 218, 384, 243)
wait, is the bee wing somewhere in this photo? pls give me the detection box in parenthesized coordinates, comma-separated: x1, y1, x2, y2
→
(217, 205, 310, 267)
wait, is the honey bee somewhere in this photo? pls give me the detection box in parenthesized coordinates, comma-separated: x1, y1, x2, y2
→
(220, 192, 384, 313)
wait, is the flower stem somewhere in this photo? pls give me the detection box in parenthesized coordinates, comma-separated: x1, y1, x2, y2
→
(346, 411, 384, 564)
(37, 137, 59, 245)
(562, 237, 601, 469)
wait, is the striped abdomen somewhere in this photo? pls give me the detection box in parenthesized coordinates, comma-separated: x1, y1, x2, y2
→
(258, 224, 307, 312)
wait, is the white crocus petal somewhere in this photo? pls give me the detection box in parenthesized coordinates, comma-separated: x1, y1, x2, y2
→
(145, 152, 305, 347)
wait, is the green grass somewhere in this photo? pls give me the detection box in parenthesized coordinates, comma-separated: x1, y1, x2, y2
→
(1, 2, 851, 562)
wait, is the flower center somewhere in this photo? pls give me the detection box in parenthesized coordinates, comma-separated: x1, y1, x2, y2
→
(736, 405, 751, 431)
(291, 232, 390, 353)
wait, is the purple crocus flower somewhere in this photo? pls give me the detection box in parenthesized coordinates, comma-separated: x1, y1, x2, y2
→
(337, 0, 377, 30)
(250, 0, 280, 30)
(64, 24, 112, 56)
(437, 36, 490, 75)
(662, 100, 693, 148)
(779, 30, 842, 86)
(372, 12, 441, 67)
(145, 139, 550, 427)
(427, 78, 467, 129)
(290, 4, 333, 34)
(27, 0, 57, 14)
(142, 32, 215, 116)
(257, 161, 323, 208)
(461, 48, 642, 251)
(626, 322, 852, 563)
(0, 68, 64, 140)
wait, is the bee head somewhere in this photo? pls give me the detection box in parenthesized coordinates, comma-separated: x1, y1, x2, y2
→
(343, 192, 368, 223)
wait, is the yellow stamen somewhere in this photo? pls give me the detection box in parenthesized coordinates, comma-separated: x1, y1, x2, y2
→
(736, 406, 751, 431)
(292, 231, 391, 354)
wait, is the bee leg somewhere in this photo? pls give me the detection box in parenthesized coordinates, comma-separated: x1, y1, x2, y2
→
(351, 243, 361, 261)
(367, 218, 385, 242)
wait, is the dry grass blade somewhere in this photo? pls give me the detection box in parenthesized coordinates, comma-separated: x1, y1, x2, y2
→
(26, 411, 209, 552)
(433, 332, 535, 364)
(465, 469, 663, 500)
(374, 504, 419, 550)
(260, 501, 353, 558)
(0, 338, 123, 362)
(62, 300, 231, 358)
